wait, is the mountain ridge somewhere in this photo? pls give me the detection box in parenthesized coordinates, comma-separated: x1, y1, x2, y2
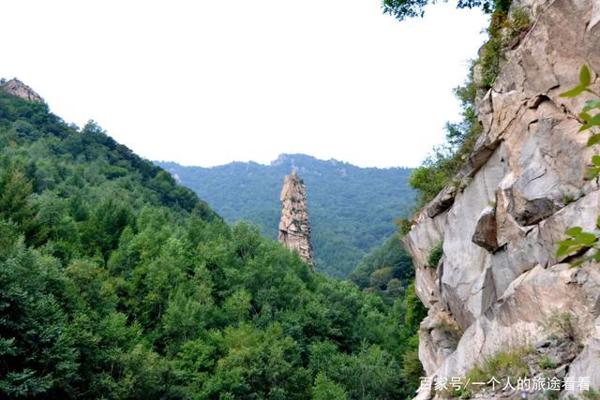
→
(157, 153, 412, 170)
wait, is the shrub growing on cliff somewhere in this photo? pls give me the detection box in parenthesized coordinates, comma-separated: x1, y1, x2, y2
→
(409, 66, 482, 207)
(464, 346, 534, 394)
(544, 311, 583, 347)
(396, 217, 413, 235)
(580, 389, 600, 400)
(479, 6, 531, 89)
(556, 65, 600, 265)
(427, 242, 444, 267)
(408, 6, 531, 208)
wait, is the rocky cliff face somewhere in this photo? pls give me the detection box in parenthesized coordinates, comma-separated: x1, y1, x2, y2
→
(278, 170, 314, 267)
(404, 0, 600, 398)
(1, 78, 44, 103)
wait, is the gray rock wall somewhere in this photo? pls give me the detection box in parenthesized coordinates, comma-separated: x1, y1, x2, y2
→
(404, 0, 600, 398)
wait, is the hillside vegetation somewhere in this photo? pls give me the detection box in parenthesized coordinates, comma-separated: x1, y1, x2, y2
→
(350, 233, 414, 298)
(0, 88, 424, 399)
(408, 1, 529, 207)
(158, 156, 414, 278)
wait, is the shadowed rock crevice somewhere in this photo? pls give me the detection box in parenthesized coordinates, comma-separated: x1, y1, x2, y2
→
(472, 206, 500, 252)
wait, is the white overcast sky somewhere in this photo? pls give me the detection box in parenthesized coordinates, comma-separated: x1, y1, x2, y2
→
(0, 1, 488, 168)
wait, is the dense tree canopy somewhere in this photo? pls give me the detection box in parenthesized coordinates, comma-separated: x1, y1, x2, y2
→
(383, 0, 509, 20)
(0, 90, 425, 399)
(350, 233, 413, 297)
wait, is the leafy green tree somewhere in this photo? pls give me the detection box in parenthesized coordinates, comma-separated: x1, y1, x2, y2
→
(0, 166, 39, 241)
(0, 224, 79, 398)
(80, 198, 133, 260)
(350, 233, 413, 294)
(312, 373, 348, 400)
(555, 66, 600, 265)
(369, 267, 394, 291)
(383, 0, 510, 21)
(202, 324, 311, 399)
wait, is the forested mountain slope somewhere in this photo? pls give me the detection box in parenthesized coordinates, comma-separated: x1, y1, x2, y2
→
(350, 233, 414, 296)
(0, 84, 424, 399)
(158, 155, 415, 277)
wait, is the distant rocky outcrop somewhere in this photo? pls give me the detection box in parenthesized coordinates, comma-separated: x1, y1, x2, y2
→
(278, 170, 314, 268)
(0, 78, 44, 103)
(403, 0, 600, 398)
(157, 155, 414, 278)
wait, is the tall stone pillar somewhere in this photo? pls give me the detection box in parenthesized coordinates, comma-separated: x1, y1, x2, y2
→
(278, 170, 313, 268)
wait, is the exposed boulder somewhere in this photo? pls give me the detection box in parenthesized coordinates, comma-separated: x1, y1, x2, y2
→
(472, 206, 500, 252)
(1, 78, 44, 103)
(436, 264, 600, 379)
(510, 196, 557, 226)
(426, 186, 457, 218)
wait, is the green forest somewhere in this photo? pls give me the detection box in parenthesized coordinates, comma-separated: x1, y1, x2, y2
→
(158, 156, 414, 278)
(0, 0, 525, 396)
(0, 87, 425, 399)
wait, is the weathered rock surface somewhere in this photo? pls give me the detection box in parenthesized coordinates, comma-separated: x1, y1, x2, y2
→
(278, 170, 314, 267)
(472, 206, 500, 253)
(0, 78, 44, 103)
(403, 0, 600, 398)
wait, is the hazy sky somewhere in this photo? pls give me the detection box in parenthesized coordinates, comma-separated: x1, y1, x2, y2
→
(1, 1, 488, 168)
